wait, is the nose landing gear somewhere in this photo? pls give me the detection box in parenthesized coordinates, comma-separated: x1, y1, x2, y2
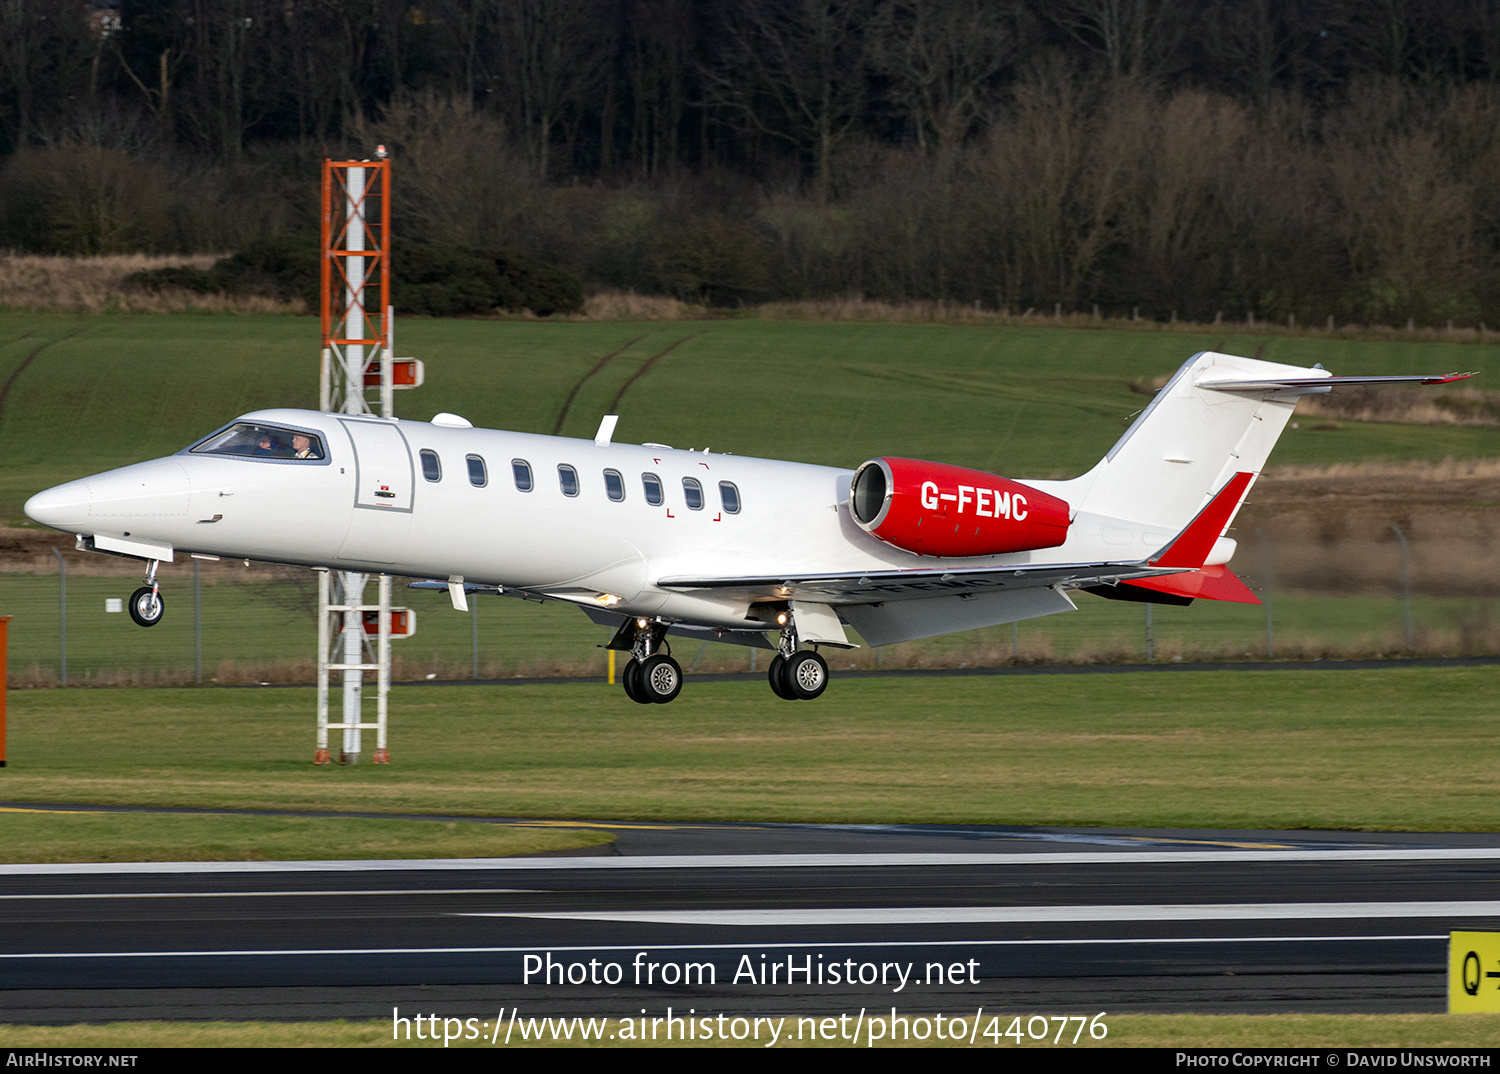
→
(128, 560, 165, 627)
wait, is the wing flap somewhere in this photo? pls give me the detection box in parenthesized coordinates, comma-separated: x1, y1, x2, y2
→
(840, 586, 1077, 647)
(657, 560, 1179, 605)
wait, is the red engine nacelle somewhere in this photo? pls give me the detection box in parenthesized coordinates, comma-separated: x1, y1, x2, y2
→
(850, 457, 1070, 557)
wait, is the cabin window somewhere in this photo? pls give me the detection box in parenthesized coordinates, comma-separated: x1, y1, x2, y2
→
(512, 459, 533, 491)
(466, 455, 487, 487)
(682, 477, 704, 510)
(603, 469, 625, 502)
(420, 450, 441, 482)
(191, 423, 325, 461)
(642, 473, 664, 506)
(558, 464, 579, 497)
(719, 481, 741, 514)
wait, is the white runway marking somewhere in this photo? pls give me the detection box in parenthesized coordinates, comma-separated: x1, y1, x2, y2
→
(0, 934, 1446, 960)
(0, 888, 536, 900)
(470, 900, 1500, 926)
(1, 847, 1499, 875)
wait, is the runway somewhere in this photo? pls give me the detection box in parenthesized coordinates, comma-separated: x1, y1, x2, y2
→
(0, 820, 1495, 1024)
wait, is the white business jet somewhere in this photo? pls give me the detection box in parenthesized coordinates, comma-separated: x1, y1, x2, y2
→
(23, 350, 1471, 704)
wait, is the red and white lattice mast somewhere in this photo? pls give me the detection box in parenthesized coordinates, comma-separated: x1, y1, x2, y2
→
(315, 149, 420, 765)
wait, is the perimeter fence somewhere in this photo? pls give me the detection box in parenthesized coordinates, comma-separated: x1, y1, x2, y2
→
(2, 526, 1495, 688)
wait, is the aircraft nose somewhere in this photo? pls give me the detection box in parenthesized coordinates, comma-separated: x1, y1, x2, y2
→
(24, 479, 91, 532)
(25, 460, 192, 534)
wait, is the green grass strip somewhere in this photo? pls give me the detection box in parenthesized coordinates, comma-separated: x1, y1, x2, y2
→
(0, 1014, 1496, 1048)
(0, 809, 611, 862)
(2, 667, 1496, 831)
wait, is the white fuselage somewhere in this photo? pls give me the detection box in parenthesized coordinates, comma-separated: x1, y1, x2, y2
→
(23, 407, 1186, 632)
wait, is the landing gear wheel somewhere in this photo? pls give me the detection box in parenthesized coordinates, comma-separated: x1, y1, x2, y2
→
(784, 650, 829, 700)
(621, 658, 650, 705)
(128, 586, 164, 627)
(768, 653, 796, 700)
(638, 654, 683, 704)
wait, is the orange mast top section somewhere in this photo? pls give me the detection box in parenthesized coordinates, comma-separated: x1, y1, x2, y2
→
(321, 158, 391, 351)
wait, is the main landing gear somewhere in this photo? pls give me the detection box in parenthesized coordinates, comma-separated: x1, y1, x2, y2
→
(767, 623, 828, 701)
(617, 619, 683, 705)
(128, 559, 165, 627)
(611, 616, 832, 704)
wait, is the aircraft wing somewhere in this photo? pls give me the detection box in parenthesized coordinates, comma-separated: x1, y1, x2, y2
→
(655, 562, 1183, 648)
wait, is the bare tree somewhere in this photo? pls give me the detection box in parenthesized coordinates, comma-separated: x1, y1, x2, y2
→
(706, 0, 873, 200)
(487, 0, 612, 178)
(0, 0, 96, 152)
(1127, 90, 1249, 313)
(182, 0, 274, 160)
(1325, 84, 1478, 323)
(980, 63, 1143, 310)
(868, 0, 1027, 157)
(1199, 0, 1298, 101)
(623, 0, 695, 177)
(365, 93, 536, 247)
(1050, 0, 1188, 81)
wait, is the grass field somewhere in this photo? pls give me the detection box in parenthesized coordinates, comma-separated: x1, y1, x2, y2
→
(2, 666, 1495, 831)
(1, 1013, 1497, 1048)
(0, 808, 610, 862)
(3, 311, 1499, 523)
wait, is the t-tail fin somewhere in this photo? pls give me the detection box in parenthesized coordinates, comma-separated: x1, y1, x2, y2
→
(1066, 351, 1316, 533)
(1051, 351, 1471, 606)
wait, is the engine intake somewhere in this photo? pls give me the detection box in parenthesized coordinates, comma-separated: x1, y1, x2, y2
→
(850, 457, 1070, 557)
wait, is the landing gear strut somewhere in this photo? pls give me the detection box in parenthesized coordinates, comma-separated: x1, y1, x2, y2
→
(128, 559, 165, 627)
(767, 622, 829, 701)
(615, 618, 682, 704)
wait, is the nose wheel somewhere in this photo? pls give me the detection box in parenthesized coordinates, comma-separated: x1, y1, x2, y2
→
(128, 560, 165, 627)
(128, 585, 165, 627)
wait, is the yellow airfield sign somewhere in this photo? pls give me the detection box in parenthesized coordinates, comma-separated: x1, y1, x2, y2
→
(1450, 931, 1500, 1012)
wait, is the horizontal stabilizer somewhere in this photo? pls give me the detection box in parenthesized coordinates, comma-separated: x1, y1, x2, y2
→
(1121, 564, 1261, 605)
(1196, 371, 1475, 395)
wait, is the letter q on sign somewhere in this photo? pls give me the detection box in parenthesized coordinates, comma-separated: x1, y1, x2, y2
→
(1449, 931, 1500, 1012)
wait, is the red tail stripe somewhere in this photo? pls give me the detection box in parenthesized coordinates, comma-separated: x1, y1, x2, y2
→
(1150, 471, 1254, 569)
(1123, 565, 1261, 605)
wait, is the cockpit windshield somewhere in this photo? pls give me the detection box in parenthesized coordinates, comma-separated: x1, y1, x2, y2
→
(191, 423, 325, 460)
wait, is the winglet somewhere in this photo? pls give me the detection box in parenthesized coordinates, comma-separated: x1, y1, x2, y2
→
(1149, 472, 1254, 569)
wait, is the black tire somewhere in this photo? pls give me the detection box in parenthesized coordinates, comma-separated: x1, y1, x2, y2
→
(638, 654, 683, 704)
(784, 650, 829, 700)
(128, 586, 164, 628)
(767, 653, 796, 700)
(622, 658, 651, 704)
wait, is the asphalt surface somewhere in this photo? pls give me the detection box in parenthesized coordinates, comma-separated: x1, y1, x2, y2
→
(0, 818, 1495, 1024)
